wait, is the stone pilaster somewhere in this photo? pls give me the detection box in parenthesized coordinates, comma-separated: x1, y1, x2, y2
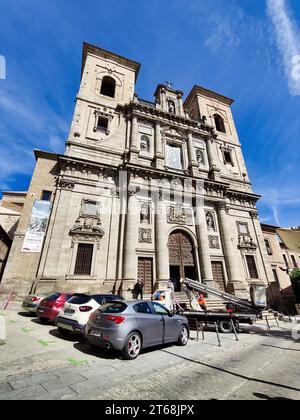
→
(250, 210, 273, 285)
(123, 188, 138, 281)
(155, 121, 164, 169)
(155, 193, 170, 287)
(130, 115, 139, 163)
(187, 131, 197, 169)
(217, 202, 248, 298)
(207, 137, 221, 180)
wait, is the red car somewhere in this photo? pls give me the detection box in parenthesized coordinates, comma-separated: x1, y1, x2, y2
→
(37, 293, 73, 324)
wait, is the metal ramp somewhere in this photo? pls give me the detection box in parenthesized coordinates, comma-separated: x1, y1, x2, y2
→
(183, 278, 258, 312)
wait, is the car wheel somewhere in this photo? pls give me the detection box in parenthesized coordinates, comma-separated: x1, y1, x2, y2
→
(218, 320, 233, 334)
(178, 325, 189, 346)
(122, 332, 142, 360)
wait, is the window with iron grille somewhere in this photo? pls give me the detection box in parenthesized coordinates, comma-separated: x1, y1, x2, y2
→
(245, 255, 259, 279)
(74, 244, 94, 276)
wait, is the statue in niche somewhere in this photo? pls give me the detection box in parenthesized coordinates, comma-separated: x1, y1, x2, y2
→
(206, 212, 216, 231)
(196, 150, 205, 166)
(140, 135, 150, 152)
(168, 100, 176, 114)
(140, 202, 151, 224)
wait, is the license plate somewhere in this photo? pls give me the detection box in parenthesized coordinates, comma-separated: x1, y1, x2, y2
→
(64, 309, 75, 315)
(58, 323, 73, 331)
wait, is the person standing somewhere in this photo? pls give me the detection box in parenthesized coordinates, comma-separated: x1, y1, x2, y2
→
(133, 279, 144, 300)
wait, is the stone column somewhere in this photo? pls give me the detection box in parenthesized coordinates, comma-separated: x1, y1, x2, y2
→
(155, 193, 170, 286)
(130, 116, 139, 163)
(195, 204, 214, 286)
(217, 202, 247, 297)
(187, 131, 197, 168)
(123, 188, 138, 281)
(207, 137, 221, 180)
(155, 121, 164, 169)
(250, 210, 273, 285)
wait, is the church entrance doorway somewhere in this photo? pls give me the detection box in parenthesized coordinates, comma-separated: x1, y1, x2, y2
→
(168, 230, 197, 292)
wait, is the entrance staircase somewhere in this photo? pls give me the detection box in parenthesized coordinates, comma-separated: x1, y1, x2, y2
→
(174, 292, 227, 312)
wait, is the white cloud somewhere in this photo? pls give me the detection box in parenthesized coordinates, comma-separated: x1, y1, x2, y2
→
(267, 0, 300, 95)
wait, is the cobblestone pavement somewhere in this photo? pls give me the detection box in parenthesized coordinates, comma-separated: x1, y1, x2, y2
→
(0, 309, 299, 400)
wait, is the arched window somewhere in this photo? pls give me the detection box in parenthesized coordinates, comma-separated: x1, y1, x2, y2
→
(214, 114, 226, 133)
(100, 76, 116, 98)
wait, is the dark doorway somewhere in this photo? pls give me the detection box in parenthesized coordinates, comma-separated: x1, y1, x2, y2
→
(138, 258, 153, 294)
(168, 230, 197, 291)
(212, 261, 226, 292)
(170, 266, 181, 292)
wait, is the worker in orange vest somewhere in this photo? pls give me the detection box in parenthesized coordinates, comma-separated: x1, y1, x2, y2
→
(198, 294, 207, 311)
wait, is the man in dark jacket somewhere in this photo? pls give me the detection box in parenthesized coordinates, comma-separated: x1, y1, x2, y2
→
(133, 279, 144, 300)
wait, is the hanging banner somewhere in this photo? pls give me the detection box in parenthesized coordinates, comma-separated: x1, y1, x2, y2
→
(22, 200, 52, 253)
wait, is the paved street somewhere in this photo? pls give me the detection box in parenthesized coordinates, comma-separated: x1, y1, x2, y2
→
(0, 308, 299, 400)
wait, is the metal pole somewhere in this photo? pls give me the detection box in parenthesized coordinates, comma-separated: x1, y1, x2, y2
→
(265, 316, 271, 330)
(215, 322, 221, 347)
(230, 319, 239, 342)
(200, 321, 205, 340)
(275, 315, 280, 328)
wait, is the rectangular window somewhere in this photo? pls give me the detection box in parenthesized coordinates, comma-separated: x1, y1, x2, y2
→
(264, 239, 273, 255)
(245, 255, 259, 279)
(97, 116, 108, 131)
(83, 201, 98, 217)
(41, 191, 52, 201)
(291, 255, 298, 268)
(74, 244, 94, 276)
(237, 222, 249, 235)
(283, 254, 289, 268)
(166, 144, 183, 170)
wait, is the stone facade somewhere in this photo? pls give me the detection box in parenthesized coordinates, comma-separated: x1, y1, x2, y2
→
(261, 224, 299, 311)
(1, 43, 273, 299)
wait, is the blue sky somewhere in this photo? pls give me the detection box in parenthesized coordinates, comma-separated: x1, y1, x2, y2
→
(0, 0, 299, 227)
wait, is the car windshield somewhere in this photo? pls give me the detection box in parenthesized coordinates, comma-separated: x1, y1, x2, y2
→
(47, 293, 61, 301)
(99, 302, 127, 314)
(68, 295, 91, 305)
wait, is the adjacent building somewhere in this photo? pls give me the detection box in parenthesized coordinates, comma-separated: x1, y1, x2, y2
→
(0, 192, 27, 283)
(1, 43, 273, 298)
(262, 224, 299, 311)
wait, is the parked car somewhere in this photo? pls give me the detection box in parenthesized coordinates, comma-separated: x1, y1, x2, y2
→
(56, 293, 123, 336)
(36, 293, 73, 324)
(85, 300, 189, 360)
(22, 295, 45, 314)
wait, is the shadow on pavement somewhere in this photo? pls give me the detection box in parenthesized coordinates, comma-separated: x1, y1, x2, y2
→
(161, 349, 300, 394)
(253, 392, 292, 401)
(73, 341, 120, 360)
(17, 312, 35, 318)
(261, 343, 300, 352)
(49, 328, 81, 343)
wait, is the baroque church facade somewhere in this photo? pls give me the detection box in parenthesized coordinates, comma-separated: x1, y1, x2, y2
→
(1, 43, 273, 298)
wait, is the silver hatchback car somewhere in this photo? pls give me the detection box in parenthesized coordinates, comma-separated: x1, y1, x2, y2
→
(85, 300, 189, 360)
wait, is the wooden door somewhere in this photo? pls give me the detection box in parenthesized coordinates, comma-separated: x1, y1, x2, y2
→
(138, 258, 153, 294)
(168, 231, 196, 289)
(212, 261, 226, 292)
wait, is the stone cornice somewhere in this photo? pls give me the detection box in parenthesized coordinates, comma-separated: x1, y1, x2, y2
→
(119, 102, 216, 137)
(81, 42, 141, 81)
(184, 85, 234, 108)
(34, 149, 60, 162)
